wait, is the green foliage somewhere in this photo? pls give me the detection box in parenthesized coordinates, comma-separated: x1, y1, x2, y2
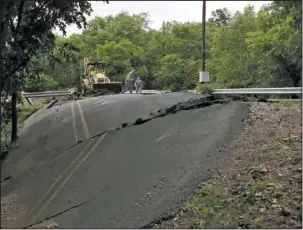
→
(251, 180, 268, 193)
(196, 84, 214, 94)
(1, 103, 45, 154)
(4, 1, 301, 92)
(186, 185, 228, 228)
(246, 12, 301, 87)
(209, 7, 233, 26)
(25, 73, 58, 92)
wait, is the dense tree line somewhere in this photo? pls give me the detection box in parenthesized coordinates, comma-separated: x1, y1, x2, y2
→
(23, 1, 302, 92)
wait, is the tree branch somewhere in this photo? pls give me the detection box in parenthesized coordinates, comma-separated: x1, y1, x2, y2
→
(16, 0, 25, 32)
(9, 17, 15, 34)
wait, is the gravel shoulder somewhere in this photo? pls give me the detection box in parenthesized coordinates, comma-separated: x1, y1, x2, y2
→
(155, 101, 302, 229)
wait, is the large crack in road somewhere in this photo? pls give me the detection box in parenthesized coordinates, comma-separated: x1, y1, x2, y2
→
(24, 198, 95, 229)
(1, 95, 216, 176)
(1, 94, 248, 228)
(19, 97, 229, 228)
(57, 96, 226, 155)
(2, 94, 212, 179)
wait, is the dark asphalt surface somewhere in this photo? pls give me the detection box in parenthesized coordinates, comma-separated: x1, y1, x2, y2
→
(1, 93, 248, 228)
(2, 93, 204, 179)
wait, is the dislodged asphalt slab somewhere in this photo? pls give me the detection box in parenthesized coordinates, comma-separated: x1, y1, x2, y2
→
(41, 104, 248, 229)
(1, 93, 209, 181)
(1, 94, 248, 228)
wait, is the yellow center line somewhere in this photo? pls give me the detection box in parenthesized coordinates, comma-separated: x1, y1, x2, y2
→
(71, 102, 78, 143)
(32, 133, 107, 222)
(76, 101, 90, 139)
(25, 139, 95, 221)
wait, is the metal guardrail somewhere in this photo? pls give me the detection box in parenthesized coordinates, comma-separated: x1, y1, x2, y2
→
(188, 87, 302, 95)
(23, 88, 170, 98)
(212, 87, 302, 94)
(23, 88, 77, 98)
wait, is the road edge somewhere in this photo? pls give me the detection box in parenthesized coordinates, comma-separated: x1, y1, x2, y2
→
(140, 102, 249, 229)
(22, 99, 58, 129)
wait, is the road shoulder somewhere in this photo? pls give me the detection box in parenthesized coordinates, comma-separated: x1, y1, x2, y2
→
(154, 101, 302, 229)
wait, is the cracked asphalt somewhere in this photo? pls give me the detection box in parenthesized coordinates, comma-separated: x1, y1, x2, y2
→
(1, 93, 248, 228)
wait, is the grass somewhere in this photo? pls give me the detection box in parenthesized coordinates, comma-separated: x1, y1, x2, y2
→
(262, 142, 282, 153)
(19, 103, 45, 122)
(185, 180, 286, 228)
(184, 185, 229, 228)
(1, 103, 45, 155)
(251, 180, 268, 193)
(272, 100, 301, 109)
(252, 140, 283, 162)
(156, 100, 302, 229)
(195, 84, 214, 94)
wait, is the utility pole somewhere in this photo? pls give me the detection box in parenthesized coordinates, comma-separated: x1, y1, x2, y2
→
(199, 0, 209, 84)
(201, 0, 206, 72)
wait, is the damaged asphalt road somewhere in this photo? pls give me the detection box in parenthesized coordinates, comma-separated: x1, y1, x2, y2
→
(1, 93, 249, 228)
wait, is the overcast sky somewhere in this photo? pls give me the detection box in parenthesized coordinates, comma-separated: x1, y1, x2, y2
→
(56, 1, 272, 37)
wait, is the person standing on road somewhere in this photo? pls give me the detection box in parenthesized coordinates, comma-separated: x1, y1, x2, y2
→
(121, 68, 136, 94)
(135, 77, 143, 94)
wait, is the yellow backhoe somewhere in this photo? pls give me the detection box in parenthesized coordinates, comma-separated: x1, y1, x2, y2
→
(81, 58, 123, 96)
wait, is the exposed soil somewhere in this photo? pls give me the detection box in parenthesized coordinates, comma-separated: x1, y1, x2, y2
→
(154, 101, 302, 229)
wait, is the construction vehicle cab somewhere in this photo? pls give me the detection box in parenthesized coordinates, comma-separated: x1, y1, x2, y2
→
(82, 58, 123, 96)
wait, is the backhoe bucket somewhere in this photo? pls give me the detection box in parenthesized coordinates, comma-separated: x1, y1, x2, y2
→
(92, 82, 123, 94)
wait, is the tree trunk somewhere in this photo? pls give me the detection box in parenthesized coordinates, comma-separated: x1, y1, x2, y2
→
(291, 74, 301, 99)
(293, 76, 301, 87)
(11, 85, 18, 143)
(0, 0, 9, 54)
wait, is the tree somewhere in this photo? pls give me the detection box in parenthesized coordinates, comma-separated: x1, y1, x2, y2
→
(0, 0, 108, 143)
(209, 8, 233, 26)
(24, 73, 58, 92)
(246, 1, 301, 87)
(23, 38, 81, 92)
(207, 6, 260, 88)
(154, 54, 199, 91)
(7, 0, 300, 109)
